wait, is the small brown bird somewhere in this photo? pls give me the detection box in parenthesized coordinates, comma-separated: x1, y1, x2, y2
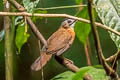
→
(31, 18, 76, 71)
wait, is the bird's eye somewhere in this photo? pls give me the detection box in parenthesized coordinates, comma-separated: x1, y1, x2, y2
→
(67, 20, 72, 23)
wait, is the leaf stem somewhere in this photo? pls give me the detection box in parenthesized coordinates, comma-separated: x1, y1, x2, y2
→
(84, 37, 92, 66)
(35, 5, 87, 10)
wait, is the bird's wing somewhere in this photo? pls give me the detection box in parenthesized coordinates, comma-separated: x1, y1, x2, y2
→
(45, 28, 73, 54)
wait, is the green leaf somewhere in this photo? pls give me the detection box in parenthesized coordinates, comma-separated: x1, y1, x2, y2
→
(23, 0, 39, 13)
(51, 66, 109, 80)
(72, 66, 109, 80)
(87, 68, 109, 80)
(15, 23, 30, 53)
(72, 66, 94, 80)
(75, 7, 91, 44)
(51, 71, 75, 80)
(93, 0, 120, 49)
(0, 0, 4, 11)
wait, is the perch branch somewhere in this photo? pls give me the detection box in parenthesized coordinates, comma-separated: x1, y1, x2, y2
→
(26, 17, 47, 46)
(54, 56, 93, 80)
(55, 56, 79, 72)
(0, 12, 120, 36)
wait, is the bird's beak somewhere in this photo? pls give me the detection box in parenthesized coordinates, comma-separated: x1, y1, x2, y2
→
(74, 19, 78, 23)
(69, 19, 77, 26)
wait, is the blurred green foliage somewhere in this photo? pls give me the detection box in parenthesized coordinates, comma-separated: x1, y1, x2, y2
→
(0, 0, 3, 11)
(75, 0, 82, 4)
(75, 7, 91, 44)
(51, 66, 109, 80)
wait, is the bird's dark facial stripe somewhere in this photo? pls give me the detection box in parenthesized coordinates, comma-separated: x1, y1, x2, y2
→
(67, 20, 72, 23)
(69, 20, 76, 26)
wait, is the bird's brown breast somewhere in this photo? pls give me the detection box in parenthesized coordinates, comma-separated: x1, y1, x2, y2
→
(44, 27, 75, 54)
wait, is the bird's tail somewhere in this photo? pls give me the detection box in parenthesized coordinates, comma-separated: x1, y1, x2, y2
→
(31, 52, 52, 71)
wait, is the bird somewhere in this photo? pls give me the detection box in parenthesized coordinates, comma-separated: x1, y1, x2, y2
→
(31, 18, 76, 71)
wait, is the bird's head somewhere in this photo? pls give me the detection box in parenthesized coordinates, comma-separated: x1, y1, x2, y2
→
(61, 18, 76, 28)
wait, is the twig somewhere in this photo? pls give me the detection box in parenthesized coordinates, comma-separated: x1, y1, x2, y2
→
(35, 5, 87, 10)
(106, 51, 120, 63)
(54, 55, 93, 80)
(9, 0, 25, 12)
(38, 40, 44, 80)
(0, 12, 120, 36)
(26, 17, 47, 46)
(111, 52, 118, 74)
(86, 37, 92, 59)
(112, 61, 118, 73)
(84, 38, 91, 66)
